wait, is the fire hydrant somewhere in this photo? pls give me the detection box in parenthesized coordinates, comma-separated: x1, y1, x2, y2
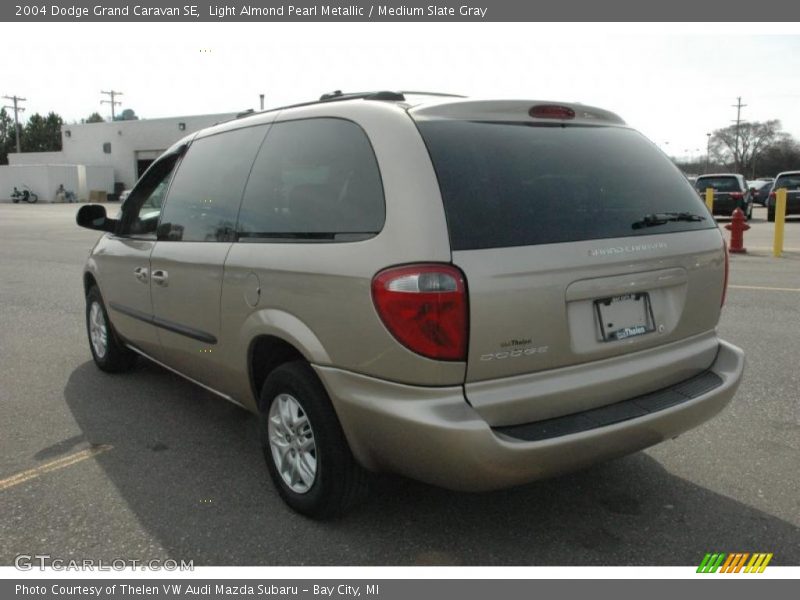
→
(725, 207, 750, 253)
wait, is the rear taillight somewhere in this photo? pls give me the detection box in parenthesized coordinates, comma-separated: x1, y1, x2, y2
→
(730, 192, 743, 199)
(770, 191, 776, 198)
(529, 104, 576, 119)
(371, 264, 467, 361)
(721, 240, 729, 307)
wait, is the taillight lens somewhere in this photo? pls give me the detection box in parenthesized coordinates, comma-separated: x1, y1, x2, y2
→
(769, 191, 776, 198)
(721, 240, 729, 307)
(371, 264, 467, 361)
(730, 192, 743, 199)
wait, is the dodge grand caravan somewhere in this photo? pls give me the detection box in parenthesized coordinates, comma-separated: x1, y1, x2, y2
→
(77, 91, 745, 517)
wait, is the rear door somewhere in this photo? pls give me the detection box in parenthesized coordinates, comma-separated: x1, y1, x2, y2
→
(149, 124, 268, 387)
(413, 106, 726, 423)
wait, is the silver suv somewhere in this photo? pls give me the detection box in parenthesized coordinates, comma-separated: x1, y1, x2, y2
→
(77, 91, 745, 517)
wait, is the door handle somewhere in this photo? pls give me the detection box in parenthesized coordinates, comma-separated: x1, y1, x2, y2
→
(151, 270, 169, 286)
(134, 267, 148, 283)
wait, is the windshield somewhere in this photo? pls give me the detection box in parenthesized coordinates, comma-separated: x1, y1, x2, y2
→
(416, 121, 715, 250)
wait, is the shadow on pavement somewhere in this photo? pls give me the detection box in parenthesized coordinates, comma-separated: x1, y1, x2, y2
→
(63, 360, 800, 566)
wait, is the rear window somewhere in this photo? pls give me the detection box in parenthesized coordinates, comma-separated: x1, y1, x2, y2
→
(774, 175, 800, 191)
(695, 177, 742, 192)
(416, 121, 713, 251)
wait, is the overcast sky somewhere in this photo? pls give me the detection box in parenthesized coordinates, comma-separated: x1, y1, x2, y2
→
(5, 23, 800, 159)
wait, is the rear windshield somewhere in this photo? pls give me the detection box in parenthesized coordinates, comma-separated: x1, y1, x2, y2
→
(695, 177, 742, 192)
(416, 121, 714, 251)
(774, 174, 800, 191)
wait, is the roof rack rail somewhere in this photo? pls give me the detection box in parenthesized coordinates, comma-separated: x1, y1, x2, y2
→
(222, 90, 468, 125)
(318, 90, 406, 102)
(398, 91, 467, 98)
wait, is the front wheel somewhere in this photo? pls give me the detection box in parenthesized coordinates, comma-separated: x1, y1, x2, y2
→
(85, 286, 137, 372)
(260, 361, 368, 518)
(28, 192, 38, 204)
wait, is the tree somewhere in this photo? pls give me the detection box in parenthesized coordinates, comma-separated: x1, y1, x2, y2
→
(114, 108, 139, 121)
(756, 138, 800, 177)
(709, 120, 785, 176)
(21, 112, 63, 153)
(0, 107, 16, 165)
(86, 112, 104, 123)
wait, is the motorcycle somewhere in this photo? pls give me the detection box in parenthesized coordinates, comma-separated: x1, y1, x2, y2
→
(11, 185, 39, 204)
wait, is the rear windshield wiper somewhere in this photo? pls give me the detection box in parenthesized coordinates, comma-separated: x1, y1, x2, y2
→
(632, 212, 706, 229)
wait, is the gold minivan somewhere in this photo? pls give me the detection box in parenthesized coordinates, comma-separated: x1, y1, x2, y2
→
(77, 91, 745, 517)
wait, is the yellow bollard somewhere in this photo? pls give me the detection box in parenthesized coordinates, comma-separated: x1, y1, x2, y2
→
(773, 188, 787, 257)
(705, 188, 714, 213)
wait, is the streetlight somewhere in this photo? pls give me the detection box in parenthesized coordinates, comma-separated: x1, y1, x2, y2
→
(705, 133, 711, 173)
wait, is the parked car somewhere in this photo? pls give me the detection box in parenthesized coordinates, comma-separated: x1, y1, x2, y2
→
(76, 91, 745, 517)
(767, 171, 800, 222)
(747, 179, 774, 207)
(694, 173, 753, 219)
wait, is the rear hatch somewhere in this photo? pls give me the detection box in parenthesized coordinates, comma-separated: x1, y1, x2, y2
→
(411, 101, 726, 425)
(695, 175, 744, 215)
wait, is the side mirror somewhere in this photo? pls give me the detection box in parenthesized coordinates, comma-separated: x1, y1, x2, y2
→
(76, 204, 117, 232)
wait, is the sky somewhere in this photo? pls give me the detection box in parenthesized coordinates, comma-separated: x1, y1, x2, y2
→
(5, 22, 800, 160)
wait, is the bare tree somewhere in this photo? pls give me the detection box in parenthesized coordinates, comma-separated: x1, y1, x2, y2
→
(709, 120, 785, 176)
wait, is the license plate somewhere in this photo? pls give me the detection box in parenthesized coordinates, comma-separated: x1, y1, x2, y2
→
(594, 293, 655, 342)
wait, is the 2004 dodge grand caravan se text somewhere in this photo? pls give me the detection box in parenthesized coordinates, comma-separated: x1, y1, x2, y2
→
(77, 91, 745, 518)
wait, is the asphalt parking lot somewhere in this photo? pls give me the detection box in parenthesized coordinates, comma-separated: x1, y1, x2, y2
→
(0, 203, 798, 566)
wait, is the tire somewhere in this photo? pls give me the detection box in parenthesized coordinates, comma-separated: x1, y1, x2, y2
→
(28, 193, 38, 204)
(767, 207, 775, 222)
(746, 202, 753, 220)
(259, 361, 368, 518)
(85, 286, 137, 372)
(12, 197, 19, 204)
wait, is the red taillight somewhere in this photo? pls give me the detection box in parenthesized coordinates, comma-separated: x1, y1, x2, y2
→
(730, 192, 743, 199)
(721, 240, 729, 307)
(769, 191, 776, 198)
(371, 264, 467, 361)
(529, 104, 575, 120)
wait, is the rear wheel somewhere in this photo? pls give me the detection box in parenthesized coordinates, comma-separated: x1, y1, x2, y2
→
(260, 361, 368, 518)
(85, 286, 137, 372)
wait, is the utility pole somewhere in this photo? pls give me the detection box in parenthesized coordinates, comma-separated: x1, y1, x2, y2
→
(2, 94, 26, 154)
(731, 96, 747, 172)
(101, 90, 123, 120)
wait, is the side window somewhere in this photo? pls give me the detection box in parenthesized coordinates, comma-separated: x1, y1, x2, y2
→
(157, 126, 267, 242)
(119, 157, 178, 238)
(237, 118, 385, 241)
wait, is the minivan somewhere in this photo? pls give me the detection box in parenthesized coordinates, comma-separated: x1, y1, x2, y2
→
(77, 91, 745, 517)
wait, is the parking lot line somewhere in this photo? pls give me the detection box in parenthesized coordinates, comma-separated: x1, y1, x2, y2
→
(729, 284, 800, 293)
(0, 444, 112, 492)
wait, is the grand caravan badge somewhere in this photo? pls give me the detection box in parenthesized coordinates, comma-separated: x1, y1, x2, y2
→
(588, 242, 668, 257)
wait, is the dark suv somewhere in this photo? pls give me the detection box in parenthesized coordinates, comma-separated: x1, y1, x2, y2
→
(695, 174, 753, 219)
(767, 171, 800, 222)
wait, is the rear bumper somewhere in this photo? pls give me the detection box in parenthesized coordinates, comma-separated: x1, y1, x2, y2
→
(316, 339, 744, 491)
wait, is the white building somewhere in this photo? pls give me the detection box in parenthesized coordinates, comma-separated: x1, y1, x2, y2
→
(2, 112, 237, 202)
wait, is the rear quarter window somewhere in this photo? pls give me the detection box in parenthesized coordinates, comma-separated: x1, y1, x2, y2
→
(237, 118, 385, 241)
(416, 121, 714, 251)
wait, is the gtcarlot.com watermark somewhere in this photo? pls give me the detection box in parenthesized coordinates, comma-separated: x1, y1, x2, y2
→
(15, 554, 194, 571)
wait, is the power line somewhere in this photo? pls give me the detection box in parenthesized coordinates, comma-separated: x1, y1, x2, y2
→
(100, 90, 123, 120)
(2, 94, 26, 154)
